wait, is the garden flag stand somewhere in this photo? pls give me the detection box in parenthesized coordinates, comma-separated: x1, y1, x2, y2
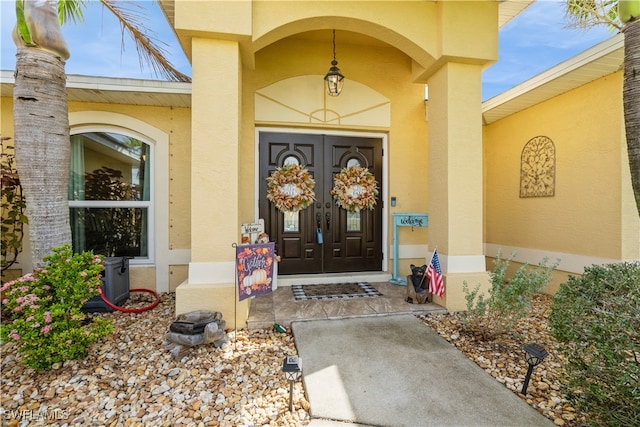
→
(232, 242, 277, 347)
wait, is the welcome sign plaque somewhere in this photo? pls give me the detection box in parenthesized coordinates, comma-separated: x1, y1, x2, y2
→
(389, 213, 429, 285)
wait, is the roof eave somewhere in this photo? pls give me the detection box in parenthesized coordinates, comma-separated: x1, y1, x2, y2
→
(482, 33, 624, 125)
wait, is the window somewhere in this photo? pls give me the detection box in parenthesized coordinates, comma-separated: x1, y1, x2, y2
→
(68, 132, 152, 259)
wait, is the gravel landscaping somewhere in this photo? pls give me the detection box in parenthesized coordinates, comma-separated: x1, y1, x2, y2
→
(1, 293, 310, 426)
(419, 294, 588, 427)
(1, 292, 586, 426)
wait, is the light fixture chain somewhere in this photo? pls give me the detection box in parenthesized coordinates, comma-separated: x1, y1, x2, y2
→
(333, 29, 337, 61)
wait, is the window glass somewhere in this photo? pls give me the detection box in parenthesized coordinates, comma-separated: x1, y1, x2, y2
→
(345, 159, 362, 231)
(347, 158, 361, 168)
(284, 211, 300, 232)
(283, 156, 299, 166)
(69, 132, 151, 258)
(70, 207, 148, 257)
(69, 133, 149, 202)
(346, 211, 361, 232)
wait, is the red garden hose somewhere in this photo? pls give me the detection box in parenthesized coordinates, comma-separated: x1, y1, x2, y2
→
(98, 287, 160, 313)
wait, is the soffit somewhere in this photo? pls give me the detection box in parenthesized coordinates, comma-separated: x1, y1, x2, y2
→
(482, 34, 624, 125)
(158, 0, 533, 30)
(498, 0, 534, 27)
(0, 71, 191, 108)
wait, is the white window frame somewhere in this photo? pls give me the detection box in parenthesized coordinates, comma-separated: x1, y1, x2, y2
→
(68, 128, 156, 265)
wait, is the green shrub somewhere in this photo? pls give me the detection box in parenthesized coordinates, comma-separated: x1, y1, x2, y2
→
(461, 251, 558, 340)
(0, 245, 113, 370)
(549, 262, 640, 426)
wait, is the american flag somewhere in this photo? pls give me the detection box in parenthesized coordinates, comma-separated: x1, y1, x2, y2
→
(427, 249, 445, 297)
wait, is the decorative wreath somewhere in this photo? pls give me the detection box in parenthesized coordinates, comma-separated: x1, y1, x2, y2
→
(266, 164, 316, 212)
(330, 165, 379, 212)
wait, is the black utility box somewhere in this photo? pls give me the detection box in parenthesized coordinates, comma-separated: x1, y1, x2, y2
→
(82, 257, 131, 313)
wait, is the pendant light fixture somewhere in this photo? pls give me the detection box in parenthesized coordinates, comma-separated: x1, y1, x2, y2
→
(324, 29, 344, 96)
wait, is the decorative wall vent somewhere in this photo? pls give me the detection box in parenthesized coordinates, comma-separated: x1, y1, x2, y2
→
(520, 135, 556, 198)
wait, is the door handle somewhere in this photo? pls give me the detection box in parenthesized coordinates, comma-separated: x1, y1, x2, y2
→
(326, 212, 331, 230)
(316, 212, 322, 229)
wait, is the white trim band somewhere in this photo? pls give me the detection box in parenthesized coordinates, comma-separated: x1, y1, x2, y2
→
(441, 255, 487, 274)
(484, 243, 619, 275)
(188, 262, 236, 285)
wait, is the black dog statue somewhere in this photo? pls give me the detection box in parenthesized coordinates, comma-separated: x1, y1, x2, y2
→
(405, 264, 430, 304)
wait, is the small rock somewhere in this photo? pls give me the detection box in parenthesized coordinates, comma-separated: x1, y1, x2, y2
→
(152, 384, 170, 396)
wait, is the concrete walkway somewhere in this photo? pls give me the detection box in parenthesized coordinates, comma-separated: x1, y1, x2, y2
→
(292, 314, 553, 427)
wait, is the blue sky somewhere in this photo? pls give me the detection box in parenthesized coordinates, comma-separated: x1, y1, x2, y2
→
(1, 0, 614, 101)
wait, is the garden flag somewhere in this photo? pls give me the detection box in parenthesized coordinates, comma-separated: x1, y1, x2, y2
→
(236, 243, 276, 301)
(427, 248, 445, 297)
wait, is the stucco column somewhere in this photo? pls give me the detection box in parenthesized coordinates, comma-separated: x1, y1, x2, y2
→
(190, 38, 240, 265)
(176, 38, 248, 323)
(427, 62, 490, 311)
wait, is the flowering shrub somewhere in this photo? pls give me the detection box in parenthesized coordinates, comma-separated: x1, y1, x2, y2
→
(0, 245, 113, 370)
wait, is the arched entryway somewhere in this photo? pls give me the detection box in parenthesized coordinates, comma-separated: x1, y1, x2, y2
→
(177, 1, 497, 322)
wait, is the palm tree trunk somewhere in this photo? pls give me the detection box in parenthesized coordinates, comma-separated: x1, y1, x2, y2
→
(13, 48, 71, 268)
(623, 18, 640, 217)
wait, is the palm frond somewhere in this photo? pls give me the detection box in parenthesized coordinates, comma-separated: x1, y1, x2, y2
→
(15, 0, 33, 45)
(57, 0, 85, 25)
(565, 0, 622, 31)
(99, 0, 191, 82)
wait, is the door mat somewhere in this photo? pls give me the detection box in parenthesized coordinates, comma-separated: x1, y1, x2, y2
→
(292, 282, 383, 301)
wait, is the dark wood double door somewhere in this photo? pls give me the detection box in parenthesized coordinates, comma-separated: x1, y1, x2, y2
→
(259, 132, 383, 275)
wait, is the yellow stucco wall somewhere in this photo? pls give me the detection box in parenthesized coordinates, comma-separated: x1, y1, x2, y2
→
(1, 98, 11, 134)
(484, 72, 640, 274)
